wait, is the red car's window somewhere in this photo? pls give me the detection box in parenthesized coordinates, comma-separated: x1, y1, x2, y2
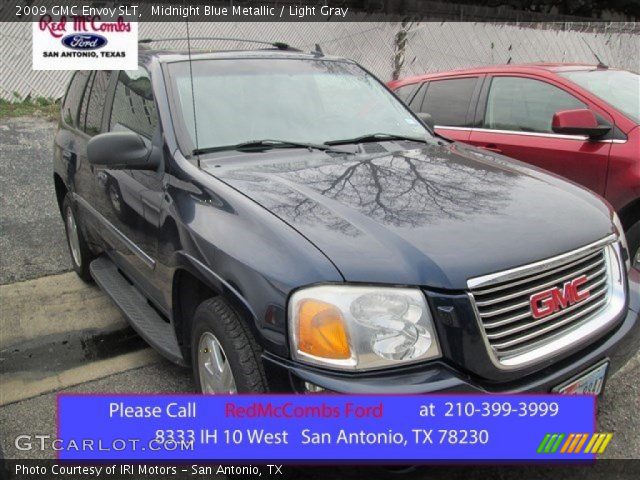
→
(393, 83, 420, 104)
(420, 78, 477, 127)
(484, 77, 584, 133)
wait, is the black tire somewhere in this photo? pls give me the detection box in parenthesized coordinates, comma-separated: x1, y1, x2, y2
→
(626, 219, 640, 267)
(62, 193, 94, 282)
(191, 297, 268, 394)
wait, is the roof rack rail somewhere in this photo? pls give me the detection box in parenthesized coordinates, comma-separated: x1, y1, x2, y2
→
(138, 37, 295, 51)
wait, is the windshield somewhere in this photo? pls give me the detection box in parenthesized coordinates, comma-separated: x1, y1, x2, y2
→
(559, 69, 640, 124)
(167, 58, 430, 152)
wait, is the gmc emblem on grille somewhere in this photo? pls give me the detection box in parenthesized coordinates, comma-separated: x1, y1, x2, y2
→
(529, 275, 591, 319)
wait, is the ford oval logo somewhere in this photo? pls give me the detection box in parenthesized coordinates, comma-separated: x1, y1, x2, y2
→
(61, 33, 108, 50)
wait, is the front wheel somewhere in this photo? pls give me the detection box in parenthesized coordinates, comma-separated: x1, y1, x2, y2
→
(191, 297, 268, 394)
(62, 193, 94, 282)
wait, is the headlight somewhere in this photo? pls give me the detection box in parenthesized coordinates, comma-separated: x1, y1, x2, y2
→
(288, 285, 440, 370)
(612, 212, 630, 271)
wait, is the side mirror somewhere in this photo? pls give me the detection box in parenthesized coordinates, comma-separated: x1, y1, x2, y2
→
(417, 112, 435, 131)
(87, 132, 159, 170)
(552, 109, 610, 139)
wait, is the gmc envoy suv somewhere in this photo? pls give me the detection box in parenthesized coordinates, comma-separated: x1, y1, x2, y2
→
(53, 43, 640, 396)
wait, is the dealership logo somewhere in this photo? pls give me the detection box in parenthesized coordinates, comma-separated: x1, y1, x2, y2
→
(61, 33, 108, 50)
(33, 14, 137, 70)
(529, 275, 590, 319)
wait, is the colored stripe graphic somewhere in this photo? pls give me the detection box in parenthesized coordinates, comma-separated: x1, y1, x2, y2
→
(567, 433, 582, 453)
(540, 433, 613, 454)
(590, 434, 607, 453)
(550, 434, 565, 453)
(585, 433, 613, 454)
(537, 434, 551, 453)
(584, 434, 599, 453)
(574, 433, 588, 453)
(560, 433, 575, 453)
(544, 434, 558, 453)
(597, 433, 613, 454)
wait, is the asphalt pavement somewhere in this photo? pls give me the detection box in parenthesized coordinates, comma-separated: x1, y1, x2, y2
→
(0, 117, 70, 284)
(0, 115, 638, 478)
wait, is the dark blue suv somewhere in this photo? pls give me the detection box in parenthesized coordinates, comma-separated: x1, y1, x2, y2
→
(53, 43, 640, 396)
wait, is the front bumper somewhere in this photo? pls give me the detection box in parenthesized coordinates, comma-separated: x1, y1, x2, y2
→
(263, 267, 640, 394)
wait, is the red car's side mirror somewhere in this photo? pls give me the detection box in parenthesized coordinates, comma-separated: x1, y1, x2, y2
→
(552, 109, 611, 139)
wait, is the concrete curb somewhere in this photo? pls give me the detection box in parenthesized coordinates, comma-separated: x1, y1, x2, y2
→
(0, 271, 127, 350)
(0, 271, 160, 405)
(0, 349, 161, 406)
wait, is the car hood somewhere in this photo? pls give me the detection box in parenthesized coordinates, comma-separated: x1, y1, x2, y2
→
(201, 142, 615, 290)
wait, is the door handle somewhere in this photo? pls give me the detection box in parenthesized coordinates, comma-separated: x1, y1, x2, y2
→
(482, 144, 502, 153)
(62, 150, 75, 161)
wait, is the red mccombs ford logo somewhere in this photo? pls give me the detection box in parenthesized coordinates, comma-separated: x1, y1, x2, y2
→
(529, 275, 591, 319)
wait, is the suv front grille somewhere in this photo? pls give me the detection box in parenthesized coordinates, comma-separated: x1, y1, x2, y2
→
(468, 236, 626, 369)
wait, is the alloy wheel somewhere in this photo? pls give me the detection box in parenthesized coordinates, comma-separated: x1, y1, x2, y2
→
(66, 206, 82, 267)
(197, 332, 237, 394)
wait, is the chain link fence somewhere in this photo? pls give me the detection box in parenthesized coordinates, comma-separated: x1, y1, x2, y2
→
(1, 21, 638, 102)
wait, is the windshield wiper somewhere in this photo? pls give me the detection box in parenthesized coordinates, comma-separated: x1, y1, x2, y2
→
(324, 133, 430, 146)
(193, 139, 350, 156)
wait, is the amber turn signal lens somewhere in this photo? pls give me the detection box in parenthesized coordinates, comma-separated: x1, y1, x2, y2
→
(297, 299, 351, 359)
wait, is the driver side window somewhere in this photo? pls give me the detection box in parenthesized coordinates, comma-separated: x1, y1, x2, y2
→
(109, 68, 158, 139)
(484, 77, 584, 134)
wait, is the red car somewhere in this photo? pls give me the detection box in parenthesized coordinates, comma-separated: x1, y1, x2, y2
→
(389, 63, 640, 265)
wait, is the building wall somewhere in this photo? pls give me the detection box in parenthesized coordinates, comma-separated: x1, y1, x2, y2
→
(1, 21, 637, 101)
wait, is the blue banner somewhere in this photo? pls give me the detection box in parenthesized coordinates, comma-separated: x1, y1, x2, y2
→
(57, 394, 597, 461)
